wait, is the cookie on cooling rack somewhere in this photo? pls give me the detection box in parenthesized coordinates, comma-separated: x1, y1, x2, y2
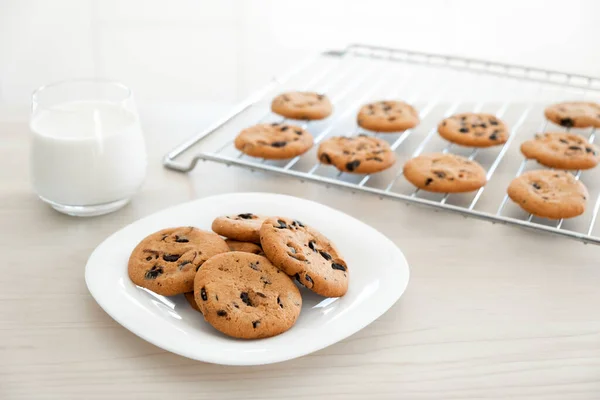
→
(260, 217, 348, 298)
(234, 123, 313, 159)
(357, 100, 419, 132)
(507, 170, 588, 219)
(212, 213, 266, 243)
(403, 153, 487, 193)
(544, 102, 600, 128)
(521, 132, 600, 170)
(317, 135, 396, 174)
(271, 91, 332, 120)
(438, 113, 509, 147)
(194, 252, 302, 339)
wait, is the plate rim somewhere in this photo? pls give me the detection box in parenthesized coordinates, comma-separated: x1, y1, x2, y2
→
(85, 192, 410, 365)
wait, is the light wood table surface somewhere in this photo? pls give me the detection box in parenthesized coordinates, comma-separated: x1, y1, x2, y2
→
(2, 104, 600, 400)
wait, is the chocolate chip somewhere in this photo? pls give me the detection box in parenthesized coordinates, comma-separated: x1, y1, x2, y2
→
(145, 256, 152, 261)
(568, 146, 582, 151)
(479, 123, 487, 128)
(425, 178, 433, 185)
(240, 292, 252, 307)
(179, 260, 191, 269)
(238, 213, 254, 219)
(256, 292, 266, 298)
(277, 296, 283, 308)
(144, 265, 164, 279)
(308, 240, 317, 251)
(366, 157, 383, 162)
(319, 250, 332, 260)
(560, 118, 574, 127)
(282, 95, 290, 101)
(271, 141, 287, 147)
(201, 287, 207, 301)
(291, 220, 305, 228)
(346, 160, 361, 172)
(217, 310, 227, 317)
(317, 94, 324, 100)
(382, 105, 392, 112)
(280, 125, 289, 131)
(320, 153, 332, 164)
(586, 147, 595, 154)
(331, 263, 346, 271)
(459, 128, 469, 133)
(294, 273, 304, 286)
(275, 219, 287, 229)
(532, 182, 541, 190)
(261, 276, 271, 286)
(489, 119, 499, 125)
(489, 133, 498, 140)
(250, 262, 260, 271)
(295, 130, 303, 135)
(162, 254, 180, 262)
(271, 122, 280, 126)
(433, 171, 446, 178)
(559, 138, 569, 144)
(442, 121, 447, 126)
(233, 303, 239, 308)
(175, 236, 189, 243)
(252, 320, 260, 329)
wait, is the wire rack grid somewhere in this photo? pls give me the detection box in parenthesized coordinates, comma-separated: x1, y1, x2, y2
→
(163, 44, 600, 245)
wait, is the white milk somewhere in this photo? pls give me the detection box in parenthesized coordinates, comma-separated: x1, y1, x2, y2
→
(30, 100, 147, 206)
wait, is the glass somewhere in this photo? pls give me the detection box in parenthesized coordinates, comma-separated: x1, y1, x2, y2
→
(30, 79, 147, 217)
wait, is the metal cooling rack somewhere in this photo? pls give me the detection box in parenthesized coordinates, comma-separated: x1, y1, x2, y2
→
(163, 44, 600, 244)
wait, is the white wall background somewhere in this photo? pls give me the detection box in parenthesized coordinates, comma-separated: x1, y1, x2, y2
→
(1, 0, 600, 109)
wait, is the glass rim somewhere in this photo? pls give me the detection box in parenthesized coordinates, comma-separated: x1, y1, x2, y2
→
(31, 78, 132, 113)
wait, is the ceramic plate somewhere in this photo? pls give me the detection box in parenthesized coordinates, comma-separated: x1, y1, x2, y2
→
(85, 192, 409, 365)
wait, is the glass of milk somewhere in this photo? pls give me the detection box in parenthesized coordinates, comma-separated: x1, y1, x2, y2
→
(30, 79, 147, 216)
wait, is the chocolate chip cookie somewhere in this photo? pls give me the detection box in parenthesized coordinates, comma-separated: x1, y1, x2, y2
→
(403, 153, 487, 193)
(212, 213, 265, 243)
(234, 123, 314, 159)
(271, 91, 332, 120)
(225, 239, 264, 255)
(521, 132, 600, 170)
(507, 170, 588, 219)
(184, 292, 202, 313)
(128, 227, 230, 296)
(260, 217, 348, 298)
(357, 100, 419, 132)
(317, 135, 396, 174)
(545, 102, 600, 128)
(438, 113, 509, 147)
(194, 252, 302, 339)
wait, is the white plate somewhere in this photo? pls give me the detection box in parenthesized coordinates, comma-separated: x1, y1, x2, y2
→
(85, 193, 410, 365)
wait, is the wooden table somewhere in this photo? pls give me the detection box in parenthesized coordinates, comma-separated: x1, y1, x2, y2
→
(2, 105, 600, 399)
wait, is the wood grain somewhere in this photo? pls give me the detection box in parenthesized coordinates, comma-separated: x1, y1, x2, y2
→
(2, 109, 600, 400)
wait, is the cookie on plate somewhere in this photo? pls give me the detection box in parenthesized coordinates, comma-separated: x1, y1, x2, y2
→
(357, 100, 419, 132)
(184, 292, 202, 313)
(194, 252, 302, 339)
(260, 217, 348, 298)
(545, 102, 600, 128)
(438, 113, 509, 147)
(225, 239, 264, 255)
(271, 91, 332, 120)
(520, 132, 600, 170)
(234, 123, 313, 159)
(318, 135, 396, 174)
(507, 170, 588, 219)
(403, 153, 487, 193)
(128, 227, 230, 296)
(212, 213, 266, 243)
